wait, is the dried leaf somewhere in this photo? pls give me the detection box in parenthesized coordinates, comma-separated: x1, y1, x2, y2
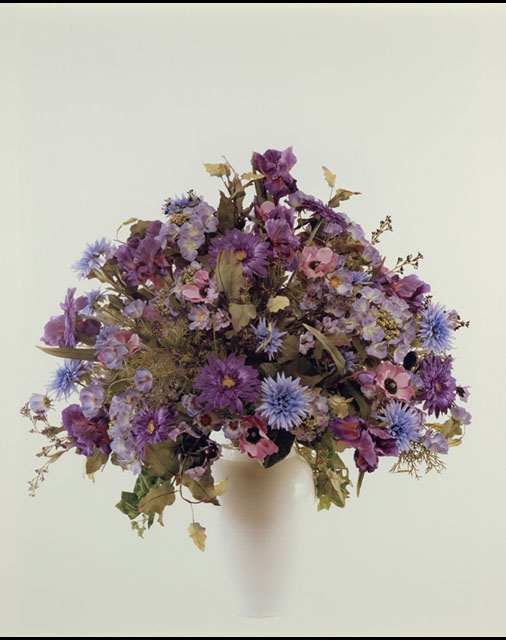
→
(85, 448, 108, 475)
(322, 165, 336, 188)
(215, 249, 245, 301)
(328, 189, 361, 208)
(188, 522, 207, 551)
(138, 483, 176, 525)
(203, 162, 230, 177)
(229, 302, 256, 333)
(36, 345, 98, 362)
(266, 295, 290, 313)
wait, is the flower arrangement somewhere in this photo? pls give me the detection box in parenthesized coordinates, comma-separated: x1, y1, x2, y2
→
(23, 147, 471, 549)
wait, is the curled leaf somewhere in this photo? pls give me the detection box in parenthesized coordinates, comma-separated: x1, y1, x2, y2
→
(266, 295, 290, 313)
(188, 522, 207, 551)
(322, 165, 336, 188)
(204, 162, 230, 177)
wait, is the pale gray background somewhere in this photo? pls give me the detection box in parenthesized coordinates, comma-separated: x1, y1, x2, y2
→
(2, 3, 505, 637)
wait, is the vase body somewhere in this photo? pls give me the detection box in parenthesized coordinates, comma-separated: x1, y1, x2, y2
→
(211, 447, 316, 617)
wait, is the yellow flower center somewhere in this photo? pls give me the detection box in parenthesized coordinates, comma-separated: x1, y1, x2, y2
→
(222, 376, 236, 388)
(235, 250, 247, 261)
(147, 420, 155, 434)
(436, 382, 441, 392)
(198, 311, 206, 322)
(330, 276, 341, 288)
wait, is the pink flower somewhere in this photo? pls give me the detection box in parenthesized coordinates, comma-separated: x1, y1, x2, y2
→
(237, 415, 279, 460)
(300, 246, 338, 279)
(181, 270, 218, 304)
(376, 361, 414, 401)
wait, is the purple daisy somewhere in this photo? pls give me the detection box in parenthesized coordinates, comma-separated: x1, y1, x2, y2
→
(288, 191, 347, 229)
(209, 230, 270, 278)
(131, 404, 180, 456)
(417, 355, 457, 418)
(193, 353, 261, 414)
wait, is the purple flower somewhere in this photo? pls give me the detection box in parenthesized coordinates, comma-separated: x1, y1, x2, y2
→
(193, 354, 261, 414)
(294, 192, 348, 229)
(417, 355, 457, 418)
(422, 430, 449, 454)
(265, 218, 301, 270)
(80, 382, 105, 418)
(131, 404, 180, 456)
(62, 405, 111, 457)
(115, 222, 170, 288)
(381, 401, 423, 452)
(61, 288, 87, 347)
(209, 230, 270, 278)
(162, 191, 202, 216)
(451, 405, 472, 425)
(330, 415, 398, 473)
(253, 146, 298, 201)
(41, 315, 66, 347)
(134, 368, 153, 392)
(29, 393, 52, 414)
(124, 299, 145, 319)
(188, 305, 212, 331)
(177, 221, 206, 261)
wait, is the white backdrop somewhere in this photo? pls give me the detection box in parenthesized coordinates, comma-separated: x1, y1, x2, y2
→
(2, 3, 506, 637)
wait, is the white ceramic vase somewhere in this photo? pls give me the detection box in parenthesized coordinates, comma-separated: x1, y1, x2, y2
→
(211, 447, 316, 617)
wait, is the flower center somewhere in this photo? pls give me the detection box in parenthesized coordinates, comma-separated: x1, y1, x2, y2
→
(200, 413, 212, 426)
(436, 381, 441, 392)
(308, 260, 319, 270)
(246, 427, 261, 444)
(384, 378, 398, 394)
(330, 276, 341, 288)
(147, 420, 155, 434)
(235, 250, 247, 261)
(198, 311, 206, 322)
(222, 376, 236, 388)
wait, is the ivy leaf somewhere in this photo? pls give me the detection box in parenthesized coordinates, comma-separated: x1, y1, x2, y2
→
(204, 162, 231, 177)
(328, 188, 361, 208)
(144, 440, 179, 479)
(115, 492, 139, 520)
(36, 345, 98, 362)
(138, 483, 176, 525)
(229, 302, 256, 333)
(188, 522, 207, 551)
(301, 323, 345, 376)
(263, 430, 295, 468)
(216, 191, 236, 233)
(85, 448, 108, 475)
(316, 469, 351, 510)
(266, 295, 290, 313)
(322, 165, 336, 188)
(181, 468, 226, 505)
(215, 249, 245, 301)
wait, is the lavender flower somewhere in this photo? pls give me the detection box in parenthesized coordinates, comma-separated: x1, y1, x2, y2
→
(134, 368, 153, 392)
(209, 230, 270, 278)
(193, 354, 261, 414)
(124, 299, 145, 319)
(417, 355, 457, 418)
(258, 373, 310, 431)
(162, 191, 201, 217)
(177, 221, 206, 262)
(29, 393, 52, 414)
(80, 382, 105, 418)
(188, 305, 212, 331)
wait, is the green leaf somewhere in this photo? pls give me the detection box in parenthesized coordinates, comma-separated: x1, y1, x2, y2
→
(85, 448, 108, 475)
(316, 469, 351, 510)
(138, 483, 176, 525)
(266, 295, 290, 313)
(229, 302, 256, 333)
(188, 522, 207, 551)
(341, 381, 371, 420)
(36, 345, 98, 362)
(144, 440, 179, 479)
(216, 191, 236, 233)
(278, 334, 300, 363)
(204, 162, 231, 177)
(115, 492, 140, 520)
(263, 430, 295, 468)
(301, 323, 345, 376)
(328, 188, 361, 208)
(215, 249, 246, 301)
(322, 165, 336, 188)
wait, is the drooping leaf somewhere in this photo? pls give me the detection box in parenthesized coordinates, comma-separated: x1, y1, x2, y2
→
(85, 448, 108, 475)
(181, 467, 226, 505)
(188, 522, 207, 551)
(322, 165, 336, 189)
(229, 302, 256, 333)
(301, 323, 345, 376)
(215, 249, 245, 301)
(36, 345, 98, 362)
(341, 381, 371, 420)
(241, 171, 265, 182)
(278, 334, 301, 363)
(266, 295, 290, 313)
(316, 469, 351, 510)
(204, 162, 230, 177)
(216, 191, 236, 233)
(328, 188, 361, 208)
(263, 430, 295, 468)
(144, 440, 179, 479)
(138, 483, 176, 525)
(115, 492, 140, 520)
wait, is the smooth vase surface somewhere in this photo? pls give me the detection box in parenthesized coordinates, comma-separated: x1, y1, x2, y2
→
(211, 448, 316, 617)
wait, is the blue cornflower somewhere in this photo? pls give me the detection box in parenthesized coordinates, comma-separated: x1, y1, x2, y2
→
(381, 401, 422, 452)
(48, 359, 87, 400)
(254, 318, 286, 361)
(259, 373, 310, 431)
(73, 238, 113, 279)
(82, 289, 104, 315)
(418, 302, 453, 354)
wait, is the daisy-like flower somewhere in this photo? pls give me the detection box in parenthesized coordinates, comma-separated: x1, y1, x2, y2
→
(188, 305, 212, 331)
(258, 372, 310, 431)
(209, 229, 270, 278)
(418, 302, 454, 354)
(48, 359, 87, 400)
(73, 238, 114, 279)
(254, 318, 286, 361)
(375, 361, 414, 401)
(131, 404, 180, 456)
(417, 354, 457, 417)
(193, 354, 261, 414)
(381, 401, 423, 452)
